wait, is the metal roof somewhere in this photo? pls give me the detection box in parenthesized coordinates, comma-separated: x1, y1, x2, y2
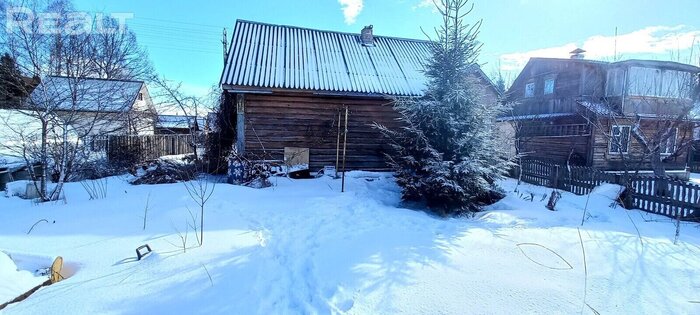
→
(157, 115, 206, 129)
(220, 20, 434, 96)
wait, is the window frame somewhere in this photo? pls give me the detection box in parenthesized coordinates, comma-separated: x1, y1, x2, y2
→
(660, 127, 678, 156)
(524, 82, 535, 97)
(543, 78, 555, 95)
(609, 125, 631, 154)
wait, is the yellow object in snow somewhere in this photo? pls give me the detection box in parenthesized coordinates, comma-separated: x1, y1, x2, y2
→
(50, 256, 64, 284)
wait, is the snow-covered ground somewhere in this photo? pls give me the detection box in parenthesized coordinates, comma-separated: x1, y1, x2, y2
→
(691, 173, 700, 186)
(1, 173, 699, 314)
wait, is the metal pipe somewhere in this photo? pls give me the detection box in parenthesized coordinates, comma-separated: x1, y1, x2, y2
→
(341, 106, 349, 192)
(335, 109, 341, 178)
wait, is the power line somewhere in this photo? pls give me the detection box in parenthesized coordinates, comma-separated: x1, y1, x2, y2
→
(137, 33, 220, 45)
(127, 22, 223, 36)
(136, 35, 220, 50)
(141, 43, 220, 54)
(130, 16, 224, 29)
(129, 28, 221, 44)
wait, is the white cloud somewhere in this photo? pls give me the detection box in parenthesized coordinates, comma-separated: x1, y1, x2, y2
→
(500, 43, 578, 71)
(500, 25, 700, 71)
(414, 0, 434, 9)
(412, 0, 442, 12)
(338, 0, 364, 25)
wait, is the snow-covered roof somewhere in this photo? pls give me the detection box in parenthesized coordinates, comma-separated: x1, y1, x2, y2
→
(577, 101, 618, 116)
(30, 76, 144, 113)
(220, 20, 434, 96)
(0, 109, 78, 162)
(156, 115, 205, 129)
(497, 113, 577, 122)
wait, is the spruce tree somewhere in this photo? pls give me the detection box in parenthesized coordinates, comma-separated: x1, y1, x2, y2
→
(0, 53, 25, 108)
(376, 0, 511, 215)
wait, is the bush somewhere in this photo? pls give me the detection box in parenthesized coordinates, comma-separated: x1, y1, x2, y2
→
(205, 94, 237, 174)
(228, 153, 272, 188)
(130, 158, 195, 185)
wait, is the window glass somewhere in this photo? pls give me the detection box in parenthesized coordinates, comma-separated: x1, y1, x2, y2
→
(605, 68, 624, 96)
(660, 70, 693, 99)
(661, 128, 678, 154)
(610, 125, 631, 153)
(525, 82, 535, 97)
(628, 67, 660, 97)
(544, 79, 555, 95)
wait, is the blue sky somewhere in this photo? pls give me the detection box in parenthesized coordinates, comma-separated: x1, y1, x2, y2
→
(73, 0, 700, 97)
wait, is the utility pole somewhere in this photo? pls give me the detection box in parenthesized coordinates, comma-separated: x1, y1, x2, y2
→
(614, 27, 618, 61)
(222, 28, 228, 65)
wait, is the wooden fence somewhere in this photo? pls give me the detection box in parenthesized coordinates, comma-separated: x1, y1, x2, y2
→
(688, 148, 700, 173)
(517, 123, 591, 138)
(104, 135, 198, 163)
(513, 159, 700, 221)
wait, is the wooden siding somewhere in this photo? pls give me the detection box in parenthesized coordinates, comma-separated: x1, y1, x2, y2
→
(507, 59, 606, 116)
(590, 117, 692, 171)
(242, 93, 399, 170)
(516, 116, 593, 166)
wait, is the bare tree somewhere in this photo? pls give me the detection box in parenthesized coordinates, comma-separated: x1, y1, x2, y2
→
(182, 170, 215, 246)
(149, 77, 216, 161)
(583, 63, 699, 178)
(90, 16, 154, 81)
(0, 0, 154, 201)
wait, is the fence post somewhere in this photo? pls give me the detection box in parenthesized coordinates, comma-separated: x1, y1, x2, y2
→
(617, 174, 633, 209)
(552, 165, 560, 189)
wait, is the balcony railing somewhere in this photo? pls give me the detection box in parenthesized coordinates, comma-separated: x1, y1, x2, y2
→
(517, 123, 591, 138)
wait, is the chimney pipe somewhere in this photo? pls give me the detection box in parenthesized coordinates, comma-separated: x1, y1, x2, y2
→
(360, 25, 374, 46)
(570, 48, 586, 59)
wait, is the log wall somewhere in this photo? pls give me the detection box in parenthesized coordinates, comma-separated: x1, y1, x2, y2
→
(516, 116, 593, 166)
(242, 93, 400, 171)
(590, 117, 692, 171)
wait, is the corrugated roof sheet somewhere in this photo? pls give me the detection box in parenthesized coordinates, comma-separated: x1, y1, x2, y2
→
(220, 20, 434, 96)
(157, 115, 206, 129)
(30, 76, 143, 112)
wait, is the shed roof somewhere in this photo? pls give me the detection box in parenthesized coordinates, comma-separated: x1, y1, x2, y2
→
(220, 20, 439, 96)
(157, 115, 206, 129)
(610, 59, 700, 72)
(30, 76, 144, 113)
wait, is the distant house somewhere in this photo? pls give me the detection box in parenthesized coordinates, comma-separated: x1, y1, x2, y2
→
(29, 76, 156, 137)
(503, 49, 700, 174)
(219, 20, 500, 170)
(156, 115, 206, 134)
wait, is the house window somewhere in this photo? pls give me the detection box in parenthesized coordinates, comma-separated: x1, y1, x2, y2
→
(605, 68, 624, 96)
(609, 125, 631, 154)
(525, 82, 535, 97)
(628, 67, 661, 97)
(661, 128, 678, 155)
(544, 78, 555, 95)
(137, 93, 143, 101)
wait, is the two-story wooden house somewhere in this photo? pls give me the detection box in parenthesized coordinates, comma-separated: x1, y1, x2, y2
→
(504, 49, 700, 175)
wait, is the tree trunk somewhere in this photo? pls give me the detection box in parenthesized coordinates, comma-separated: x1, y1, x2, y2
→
(40, 120, 48, 201)
(649, 150, 666, 177)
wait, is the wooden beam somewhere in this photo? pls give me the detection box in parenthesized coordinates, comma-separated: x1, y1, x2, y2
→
(236, 94, 246, 154)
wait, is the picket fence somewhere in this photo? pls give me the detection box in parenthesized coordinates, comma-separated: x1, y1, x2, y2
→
(513, 159, 700, 221)
(101, 135, 198, 163)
